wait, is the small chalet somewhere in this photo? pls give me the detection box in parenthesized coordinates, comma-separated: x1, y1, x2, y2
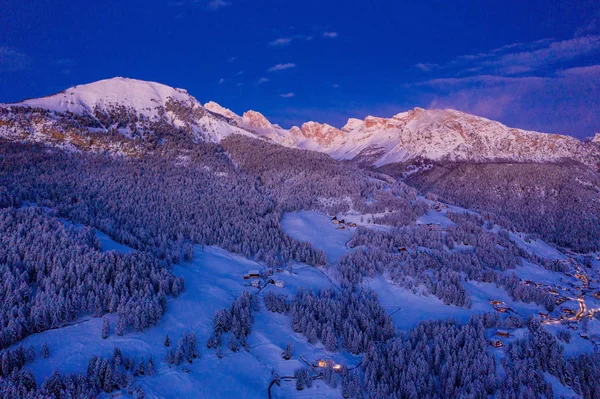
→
(496, 329, 510, 338)
(347, 222, 357, 227)
(251, 279, 261, 288)
(489, 340, 503, 348)
(489, 300, 504, 306)
(248, 270, 260, 278)
(331, 216, 340, 225)
(275, 280, 285, 288)
(494, 306, 510, 313)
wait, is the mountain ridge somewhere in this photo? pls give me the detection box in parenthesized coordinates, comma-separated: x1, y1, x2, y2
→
(1, 77, 598, 168)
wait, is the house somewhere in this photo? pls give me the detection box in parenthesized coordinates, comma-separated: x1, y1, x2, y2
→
(347, 222, 357, 227)
(489, 300, 505, 306)
(339, 219, 346, 224)
(398, 247, 407, 252)
(332, 364, 342, 373)
(243, 274, 250, 280)
(248, 270, 260, 278)
(497, 329, 510, 338)
(336, 225, 346, 230)
(251, 279, 261, 288)
(489, 340, 503, 348)
(494, 306, 510, 313)
(275, 280, 285, 288)
(331, 216, 340, 224)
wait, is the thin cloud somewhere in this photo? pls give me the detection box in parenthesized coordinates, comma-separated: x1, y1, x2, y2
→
(218, 78, 226, 84)
(257, 77, 270, 84)
(268, 63, 296, 72)
(0, 46, 31, 72)
(415, 35, 600, 76)
(280, 92, 295, 98)
(228, 56, 237, 62)
(411, 64, 600, 138)
(268, 32, 335, 46)
(415, 63, 439, 72)
(269, 38, 293, 46)
(206, 0, 230, 10)
(169, 0, 231, 10)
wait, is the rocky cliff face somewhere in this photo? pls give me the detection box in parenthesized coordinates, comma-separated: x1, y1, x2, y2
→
(325, 107, 599, 168)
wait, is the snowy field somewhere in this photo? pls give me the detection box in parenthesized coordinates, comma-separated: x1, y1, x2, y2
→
(513, 261, 566, 285)
(281, 211, 354, 263)
(11, 209, 598, 398)
(13, 239, 355, 398)
(509, 232, 568, 261)
(363, 276, 543, 331)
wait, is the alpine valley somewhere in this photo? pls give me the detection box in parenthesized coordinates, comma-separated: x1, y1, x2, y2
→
(1, 77, 600, 399)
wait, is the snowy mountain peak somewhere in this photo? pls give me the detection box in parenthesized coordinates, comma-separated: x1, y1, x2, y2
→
(342, 118, 363, 132)
(0, 77, 255, 147)
(593, 133, 600, 143)
(326, 107, 598, 167)
(242, 110, 273, 131)
(15, 77, 197, 117)
(204, 101, 240, 121)
(300, 121, 344, 146)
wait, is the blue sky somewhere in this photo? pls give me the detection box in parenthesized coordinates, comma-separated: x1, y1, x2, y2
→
(1, 0, 599, 138)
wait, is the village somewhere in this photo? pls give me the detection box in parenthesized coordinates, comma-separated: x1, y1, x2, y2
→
(486, 254, 600, 350)
(330, 216, 357, 229)
(242, 268, 286, 289)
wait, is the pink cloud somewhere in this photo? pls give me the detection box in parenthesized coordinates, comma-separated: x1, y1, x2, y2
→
(413, 65, 600, 138)
(415, 35, 600, 76)
(269, 38, 292, 46)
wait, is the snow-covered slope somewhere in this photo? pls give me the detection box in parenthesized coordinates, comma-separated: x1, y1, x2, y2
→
(17, 77, 192, 117)
(207, 102, 599, 169)
(323, 108, 599, 167)
(0, 77, 255, 147)
(2, 77, 598, 168)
